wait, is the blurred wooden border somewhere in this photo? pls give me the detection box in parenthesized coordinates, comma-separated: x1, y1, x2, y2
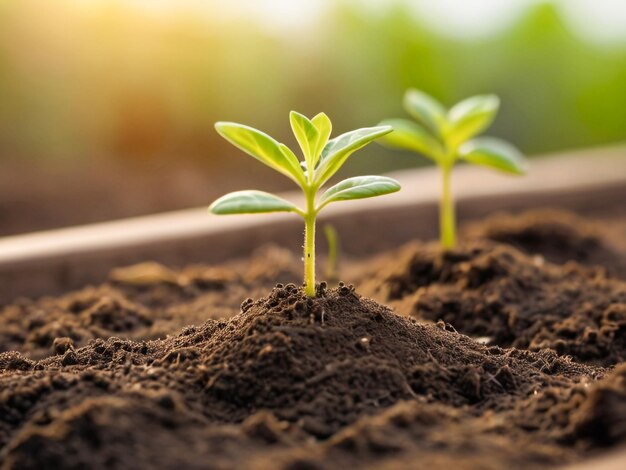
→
(0, 145, 625, 305)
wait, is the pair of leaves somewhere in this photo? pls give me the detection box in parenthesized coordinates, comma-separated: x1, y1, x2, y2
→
(314, 126, 392, 186)
(209, 175, 400, 215)
(215, 114, 392, 189)
(379, 89, 525, 174)
(211, 112, 398, 216)
(446, 94, 499, 148)
(290, 111, 331, 177)
(403, 89, 499, 149)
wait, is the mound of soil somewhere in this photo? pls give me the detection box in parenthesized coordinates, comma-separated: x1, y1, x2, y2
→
(1, 208, 624, 379)
(0, 245, 301, 360)
(359, 240, 626, 367)
(0, 285, 610, 469)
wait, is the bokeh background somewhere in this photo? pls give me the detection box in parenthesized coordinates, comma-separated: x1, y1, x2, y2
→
(0, 0, 625, 235)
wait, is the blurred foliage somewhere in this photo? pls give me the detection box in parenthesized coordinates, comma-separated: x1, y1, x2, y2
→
(317, 2, 626, 175)
(0, 0, 624, 181)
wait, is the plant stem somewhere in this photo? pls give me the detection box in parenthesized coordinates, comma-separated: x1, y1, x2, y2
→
(324, 224, 339, 283)
(303, 191, 317, 297)
(440, 164, 456, 249)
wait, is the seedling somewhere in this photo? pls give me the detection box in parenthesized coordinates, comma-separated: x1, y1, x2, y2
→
(379, 89, 527, 249)
(323, 224, 340, 284)
(209, 112, 399, 297)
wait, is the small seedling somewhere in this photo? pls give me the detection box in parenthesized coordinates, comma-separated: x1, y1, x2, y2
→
(379, 89, 527, 249)
(323, 224, 340, 284)
(209, 112, 399, 297)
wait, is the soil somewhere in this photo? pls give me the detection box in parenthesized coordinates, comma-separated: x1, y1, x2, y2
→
(463, 210, 626, 279)
(0, 245, 301, 360)
(358, 210, 626, 368)
(1, 209, 626, 469)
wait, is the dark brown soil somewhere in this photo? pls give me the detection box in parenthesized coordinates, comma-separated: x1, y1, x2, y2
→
(1, 210, 626, 468)
(359, 239, 626, 367)
(0, 245, 301, 360)
(0, 285, 615, 469)
(464, 210, 626, 279)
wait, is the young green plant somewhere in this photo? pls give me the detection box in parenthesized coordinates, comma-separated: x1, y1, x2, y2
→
(379, 89, 527, 249)
(209, 112, 399, 297)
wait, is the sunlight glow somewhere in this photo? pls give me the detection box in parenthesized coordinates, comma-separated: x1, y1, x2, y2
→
(73, 0, 626, 43)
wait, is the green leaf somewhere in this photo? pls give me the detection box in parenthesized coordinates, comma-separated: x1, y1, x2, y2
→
(311, 112, 332, 168)
(215, 122, 305, 187)
(314, 125, 393, 186)
(447, 95, 499, 147)
(378, 119, 444, 163)
(403, 89, 447, 136)
(289, 111, 319, 172)
(278, 143, 302, 174)
(209, 190, 301, 215)
(459, 137, 527, 175)
(318, 175, 401, 209)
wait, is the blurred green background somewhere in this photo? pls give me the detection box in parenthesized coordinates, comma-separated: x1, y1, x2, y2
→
(0, 0, 625, 235)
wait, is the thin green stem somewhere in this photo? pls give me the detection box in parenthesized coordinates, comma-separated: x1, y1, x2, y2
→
(324, 224, 339, 283)
(303, 189, 317, 297)
(440, 164, 456, 249)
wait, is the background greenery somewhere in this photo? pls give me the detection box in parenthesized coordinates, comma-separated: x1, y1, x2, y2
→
(0, 0, 624, 233)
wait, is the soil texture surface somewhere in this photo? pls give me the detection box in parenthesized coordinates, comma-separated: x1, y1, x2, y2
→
(464, 210, 626, 279)
(1, 210, 626, 469)
(0, 285, 617, 470)
(0, 245, 301, 360)
(359, 239, 626, 367)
